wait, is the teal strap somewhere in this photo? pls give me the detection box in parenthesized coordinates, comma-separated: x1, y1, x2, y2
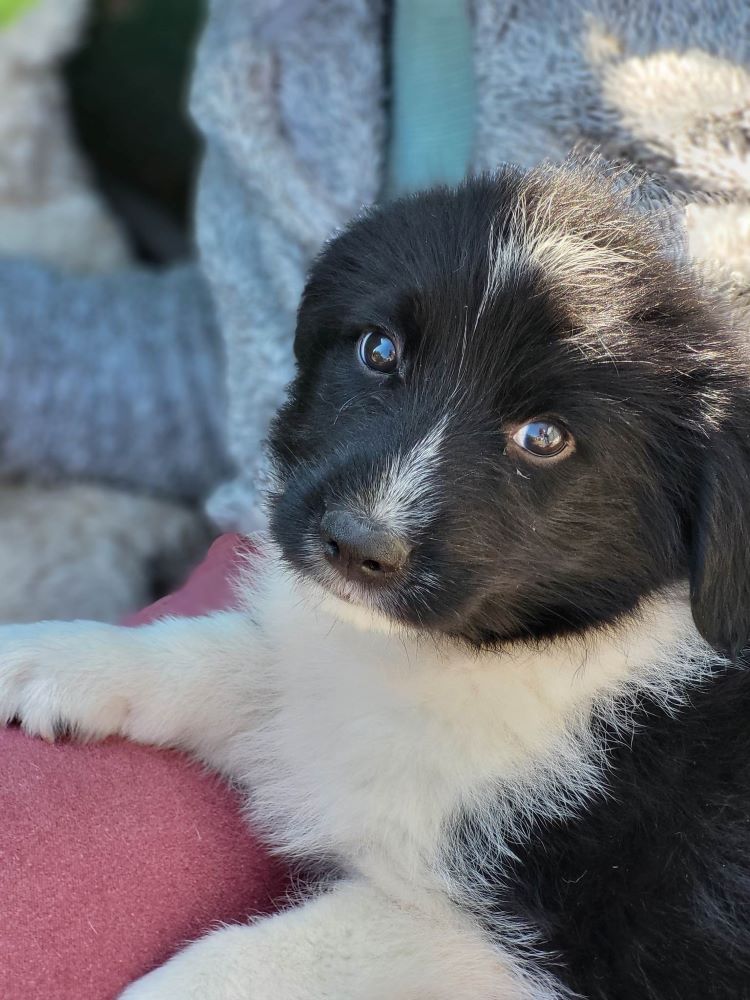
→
(387, 0, 476, 197)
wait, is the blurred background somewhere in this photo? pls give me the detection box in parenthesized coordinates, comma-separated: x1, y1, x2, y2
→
(66, 0, 203, 263)
(0, 0, 218, 625)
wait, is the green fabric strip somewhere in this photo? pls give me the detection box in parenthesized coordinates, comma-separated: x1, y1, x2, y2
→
(0, 0, 39, 29)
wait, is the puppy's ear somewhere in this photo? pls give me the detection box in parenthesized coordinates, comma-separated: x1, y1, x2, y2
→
(690, 420, 750, 659)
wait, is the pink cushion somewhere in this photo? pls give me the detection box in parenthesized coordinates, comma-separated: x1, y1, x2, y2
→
(0, 535, 290, 1000)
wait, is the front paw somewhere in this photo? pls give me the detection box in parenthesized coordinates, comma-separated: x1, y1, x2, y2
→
(0, 621, 130, 741)
(119, 969, 185, 1000)
(120, 956, 231, 1000)
(118, 926, 275, 1000)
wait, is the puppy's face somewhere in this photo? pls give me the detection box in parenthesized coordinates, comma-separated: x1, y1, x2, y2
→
(268, 163, 743, 648)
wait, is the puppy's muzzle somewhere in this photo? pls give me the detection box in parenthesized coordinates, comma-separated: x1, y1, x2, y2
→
(320, 509, 412, 585)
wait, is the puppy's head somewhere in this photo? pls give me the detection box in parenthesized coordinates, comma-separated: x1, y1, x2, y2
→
(268, 160, 750, 655)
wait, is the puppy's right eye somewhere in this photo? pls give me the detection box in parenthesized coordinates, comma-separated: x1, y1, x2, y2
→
(358, 330, 400, 374)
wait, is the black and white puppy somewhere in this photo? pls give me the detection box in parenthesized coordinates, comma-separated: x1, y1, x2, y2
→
(3, 159, 750, 1000)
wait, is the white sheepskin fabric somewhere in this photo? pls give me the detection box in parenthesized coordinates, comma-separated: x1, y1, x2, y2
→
(0, 484, 209, 624)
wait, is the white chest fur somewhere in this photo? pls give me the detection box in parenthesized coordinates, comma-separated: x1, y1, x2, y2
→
(231, 559, 712, 895)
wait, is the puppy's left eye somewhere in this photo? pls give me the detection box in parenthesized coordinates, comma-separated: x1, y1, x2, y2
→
(358, 330, 400, 374)
(511, 420, 571, 459)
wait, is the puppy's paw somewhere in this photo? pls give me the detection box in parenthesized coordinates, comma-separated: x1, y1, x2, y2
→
(0, 621, 132, 741)
(118, 927, 282, 1000)
(119, 957, 235, 1000)
(118, 970, 184, 1000)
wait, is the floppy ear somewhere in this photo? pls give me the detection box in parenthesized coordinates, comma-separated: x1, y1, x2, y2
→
(690, 421, 750, 659)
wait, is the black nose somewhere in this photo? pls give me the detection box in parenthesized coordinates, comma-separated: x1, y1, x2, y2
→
(320, 510, 411, 583)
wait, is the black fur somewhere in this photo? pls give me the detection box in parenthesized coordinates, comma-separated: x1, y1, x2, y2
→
(449, 661, 750, 999)
(266, 160, 750, 998)
(691, 423, 750, 660)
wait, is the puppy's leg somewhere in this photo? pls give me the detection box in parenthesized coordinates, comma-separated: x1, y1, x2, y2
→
(0, 613, 263, 771)
(120, 880, 520, 1000)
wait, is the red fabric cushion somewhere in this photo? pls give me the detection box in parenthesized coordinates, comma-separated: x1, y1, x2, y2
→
(0, 535, 290, 1000)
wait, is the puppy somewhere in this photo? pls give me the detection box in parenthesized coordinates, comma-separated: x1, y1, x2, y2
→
(2, 159, 750, 1000)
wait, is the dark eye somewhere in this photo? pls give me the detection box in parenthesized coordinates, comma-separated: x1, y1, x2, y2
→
(511, 420, 571, 459)
(358, 330, 399, 374)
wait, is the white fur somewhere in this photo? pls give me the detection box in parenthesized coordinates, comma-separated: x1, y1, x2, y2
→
(353, 417, 448, 536)
(119, 880, 519, 1000)
(0, 550, 715, 999)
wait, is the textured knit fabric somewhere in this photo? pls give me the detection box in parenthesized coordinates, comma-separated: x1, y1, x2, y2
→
(0, 262, 230, 500)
